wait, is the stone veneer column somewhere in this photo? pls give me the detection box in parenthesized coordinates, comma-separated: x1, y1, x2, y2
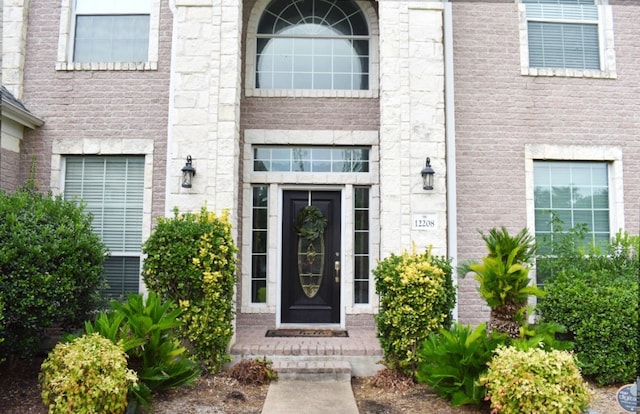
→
(378, 2, 447, 256)
(2, 0, 30, 98)
(167, 0, 242, 227)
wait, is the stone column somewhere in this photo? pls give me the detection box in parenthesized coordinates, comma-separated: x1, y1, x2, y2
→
(378, 1, 447, 256)
(167, 0, 242, 228)
(2, 0, 30, 99)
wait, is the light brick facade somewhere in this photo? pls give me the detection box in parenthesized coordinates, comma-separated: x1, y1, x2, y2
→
(4, 0, 639, 329)
(452, 2, 640, 325)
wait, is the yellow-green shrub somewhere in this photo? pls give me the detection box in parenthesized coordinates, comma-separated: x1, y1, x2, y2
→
(373, 246, 455, 375)
(142, 207, 237, 373)
(39, 333, 137, 414)
(480, 346, 591, 414)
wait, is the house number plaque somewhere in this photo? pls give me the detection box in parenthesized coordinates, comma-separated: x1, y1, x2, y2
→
(412, 214, 437, 230)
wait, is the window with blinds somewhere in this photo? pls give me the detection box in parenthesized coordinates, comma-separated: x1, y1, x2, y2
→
(523, 0, 600, 70)
(72, 0, 151, 63)
(64, 156, 144, 299)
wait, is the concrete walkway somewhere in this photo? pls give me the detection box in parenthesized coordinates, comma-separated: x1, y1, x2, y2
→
(261, 380, 359, 414)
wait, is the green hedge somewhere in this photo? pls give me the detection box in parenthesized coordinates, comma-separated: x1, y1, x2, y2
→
(0, 186, 106, 358)
(539, 269, 637, 385)
(537, 230, 639, 385)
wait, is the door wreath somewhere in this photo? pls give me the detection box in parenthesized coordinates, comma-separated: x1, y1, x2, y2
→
(295, 205, 327, 241)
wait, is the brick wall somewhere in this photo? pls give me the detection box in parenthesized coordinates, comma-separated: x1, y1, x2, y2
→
(452, 3, 640, 325)
(20, 0, 173, 221)
(241, 97, 380, 131)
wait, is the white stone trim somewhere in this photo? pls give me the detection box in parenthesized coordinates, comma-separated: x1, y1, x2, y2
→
(1, 119, 24, 152)
(518, 3, 617, 79)
(244, 0, 380, 98)
(55, 0, 161, 71)
(524, 144, 625, 252)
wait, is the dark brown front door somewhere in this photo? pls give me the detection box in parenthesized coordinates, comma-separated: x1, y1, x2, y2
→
(281, 190, 341, 324)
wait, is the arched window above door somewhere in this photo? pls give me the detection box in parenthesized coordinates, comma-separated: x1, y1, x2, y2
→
(248, 0, 377, 96)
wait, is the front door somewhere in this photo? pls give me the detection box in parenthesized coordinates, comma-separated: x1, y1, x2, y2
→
(281, 190, 341, 324)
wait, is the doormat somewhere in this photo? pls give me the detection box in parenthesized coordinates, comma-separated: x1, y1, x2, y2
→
(265, 329, 349, 338)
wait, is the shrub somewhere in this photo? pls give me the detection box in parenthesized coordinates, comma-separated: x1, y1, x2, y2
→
(461, 227, 543, 338)
(480, 346, 591, 414)
(416, 323, 505, 406)
(537, 228, 639, 385)
(39, 333, 137, 414)
(373, 246, 455, 375)
(228, 358, 278, 385)
(142, 207, 237, 373)
(84, 293, 200, 409)
(538, 270, 637, 385)
(0, 186, 106, 358)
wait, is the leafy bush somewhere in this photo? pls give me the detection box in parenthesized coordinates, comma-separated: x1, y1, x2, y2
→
(142, 207, 237, 373)
(538, 270, 637, 385)
(480, 346, 591, 414)
(228, 358, 278, 385)
(373, 246, 455, 375)
(416, 323, 505, 406)
(537, 228, 639, 385)
(39, 333, 137, 414)
(84, 293, 200, 409)
(0, 186, 106, 358)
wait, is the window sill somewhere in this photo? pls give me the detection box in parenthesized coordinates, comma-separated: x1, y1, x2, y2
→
(55, 61, 158, 71)
(521, 66, 617, 80)
(245, 88, 379, 99)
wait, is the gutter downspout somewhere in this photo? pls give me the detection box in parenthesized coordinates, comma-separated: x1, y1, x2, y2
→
(165, 0, 179, 217)
(443, 1, 459, 322)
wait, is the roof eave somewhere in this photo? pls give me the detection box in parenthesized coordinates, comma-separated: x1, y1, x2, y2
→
(1, 98, 44, 129)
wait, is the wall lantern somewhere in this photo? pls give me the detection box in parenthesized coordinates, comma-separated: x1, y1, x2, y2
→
(181, 155, 196, 188)
(420, 157, 435, 191)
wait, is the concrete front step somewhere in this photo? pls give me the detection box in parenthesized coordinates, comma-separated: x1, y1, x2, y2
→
(273, 360, 352, 381)
(230, 328, 384, 376)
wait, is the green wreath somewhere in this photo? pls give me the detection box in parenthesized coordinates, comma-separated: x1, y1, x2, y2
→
(295, 206, 327, 241)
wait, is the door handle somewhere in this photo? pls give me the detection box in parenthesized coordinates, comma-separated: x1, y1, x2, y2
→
(334, 260, 340, 283)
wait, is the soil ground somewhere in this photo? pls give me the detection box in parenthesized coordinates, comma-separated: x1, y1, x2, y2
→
(0, 356, 625, 413)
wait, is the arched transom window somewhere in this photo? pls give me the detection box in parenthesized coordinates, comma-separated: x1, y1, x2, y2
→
(256, 0, 369, 90)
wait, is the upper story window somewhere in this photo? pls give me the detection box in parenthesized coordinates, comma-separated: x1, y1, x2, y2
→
(73, 0, 150, 63)
(255, 0, 370, 91)
(56, 0, 160, 71)
(519, 0, 616, 78)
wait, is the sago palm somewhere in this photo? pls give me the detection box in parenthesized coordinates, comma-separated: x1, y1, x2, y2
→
(465, 227, 543, 337)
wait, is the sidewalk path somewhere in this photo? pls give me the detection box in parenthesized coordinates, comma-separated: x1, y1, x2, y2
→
(261, 380, 359, 414)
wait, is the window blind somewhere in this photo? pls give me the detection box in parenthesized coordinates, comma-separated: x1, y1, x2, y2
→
(64, 156, 144, 298)
(524, 0, 600, 70)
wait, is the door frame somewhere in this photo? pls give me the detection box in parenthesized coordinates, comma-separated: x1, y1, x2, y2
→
(276, 185, 345, 328)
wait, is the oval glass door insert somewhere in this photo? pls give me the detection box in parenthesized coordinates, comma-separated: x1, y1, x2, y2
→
(297, 235, 325, 298)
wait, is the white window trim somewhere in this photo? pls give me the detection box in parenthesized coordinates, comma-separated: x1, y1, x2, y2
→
(518, 2, 617, 79)
(56, 0, 161, 71)
(244, 0, 380, 98)
(240, 129, 380, 315)
(50, 137, 155, 295)
(525, 144, 624, 255)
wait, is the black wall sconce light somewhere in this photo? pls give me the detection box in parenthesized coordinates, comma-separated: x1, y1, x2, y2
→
(421, 157, 435, 190)
(181, 155, 196, 188)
